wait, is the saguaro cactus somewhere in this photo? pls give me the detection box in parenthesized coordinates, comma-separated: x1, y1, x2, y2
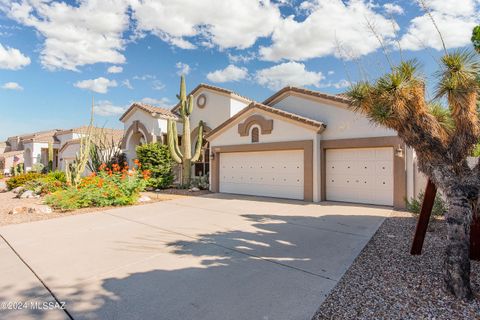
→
(167, 76, 204, 186)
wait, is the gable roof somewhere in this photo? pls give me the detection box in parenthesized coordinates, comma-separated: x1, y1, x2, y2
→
(262, 86, 351, 106)
(119, 103, 178, 122)
(205, 101, 326, 140)
(171, 83, 252, 113)
(58, 128, 124, 153)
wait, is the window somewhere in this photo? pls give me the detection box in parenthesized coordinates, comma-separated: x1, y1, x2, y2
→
(251, 127, 259, 143)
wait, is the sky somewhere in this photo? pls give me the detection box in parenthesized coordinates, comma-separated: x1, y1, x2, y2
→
(0, 0, 479, 140)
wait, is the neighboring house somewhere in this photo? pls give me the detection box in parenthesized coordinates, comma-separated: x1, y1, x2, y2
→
(121, 84, 425, 209)
(57, 127, 124, 172)
(0, 127, 124, 175)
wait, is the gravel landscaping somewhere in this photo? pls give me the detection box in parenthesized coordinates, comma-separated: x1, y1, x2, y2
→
(313, 211, 480, 320)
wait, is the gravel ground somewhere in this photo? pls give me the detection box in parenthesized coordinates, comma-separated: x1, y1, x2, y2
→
(0, 188, 209, 227)
(313, 211, 480, 320)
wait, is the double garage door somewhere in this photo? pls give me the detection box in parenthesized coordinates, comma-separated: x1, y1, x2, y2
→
(219, 150, 304, 200)
(326, 147, 394, 206)
(218, 147, 394, 206)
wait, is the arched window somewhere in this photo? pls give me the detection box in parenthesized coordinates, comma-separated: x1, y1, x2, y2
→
(251, 127, 259, 143)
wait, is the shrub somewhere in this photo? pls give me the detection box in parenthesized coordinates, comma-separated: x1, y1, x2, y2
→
(31, 163, 44, 173)
(405, 191, 448, 218)
(23, 171, 67, 195)
(45, 163, 149, 211)
(190, 175, 209, 190)
(6, 172, 44, 190)
(136, 143, 174, 189)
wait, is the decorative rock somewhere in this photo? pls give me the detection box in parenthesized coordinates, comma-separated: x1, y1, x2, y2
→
(145, 187, 155, 191)
(189, 187, 200, 192)
(155, 189, 161, 192)
(20, 190, 35, 199)
(0, 181, 7, 192)
(12, 186, 24, 194)
(9, 205, 53, 215)
(9, 206, 28, 215)
(138, 196, 152, 203)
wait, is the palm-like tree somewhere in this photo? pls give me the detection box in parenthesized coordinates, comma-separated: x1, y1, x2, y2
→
(347, 50, 480, 299)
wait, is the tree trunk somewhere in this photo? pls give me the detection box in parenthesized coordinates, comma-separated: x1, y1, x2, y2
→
(443, 193, 473, 300)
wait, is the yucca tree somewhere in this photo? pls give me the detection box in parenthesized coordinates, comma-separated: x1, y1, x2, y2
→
(347, 50, 480, 299)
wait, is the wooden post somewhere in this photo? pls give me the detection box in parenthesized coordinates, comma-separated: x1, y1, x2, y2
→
(410, 179, 437, 255)
(471, 213, 480, 261)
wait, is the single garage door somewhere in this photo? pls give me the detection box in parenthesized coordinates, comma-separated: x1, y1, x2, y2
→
(326, 147, 393, 206)
(219, 150, 304, 200)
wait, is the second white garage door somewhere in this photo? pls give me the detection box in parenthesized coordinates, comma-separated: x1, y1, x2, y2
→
(326, 147, 394, 206)
(219, 150, 304, 200)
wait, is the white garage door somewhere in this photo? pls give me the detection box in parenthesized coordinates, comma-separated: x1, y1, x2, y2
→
(326, 147, 394, 206)
(219, 150, 304, 200)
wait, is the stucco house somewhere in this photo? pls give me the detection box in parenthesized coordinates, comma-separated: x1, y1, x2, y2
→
(0, 127, 124, 175)
(120, 84, 426, 209)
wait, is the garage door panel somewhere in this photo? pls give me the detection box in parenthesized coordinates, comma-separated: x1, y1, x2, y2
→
(220, 150, 304, 200)
(326, 147, 394, 206)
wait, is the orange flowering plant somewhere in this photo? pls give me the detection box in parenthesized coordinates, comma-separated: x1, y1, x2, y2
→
(45, 161, 150, 211)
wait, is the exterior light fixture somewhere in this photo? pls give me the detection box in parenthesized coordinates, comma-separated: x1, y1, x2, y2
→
(395, 145, 404, 158)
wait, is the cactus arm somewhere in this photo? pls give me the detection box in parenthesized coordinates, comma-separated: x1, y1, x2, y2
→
(171, 120, 183, 159)
(167, 120, 183, 164)
(187, 95, 194, 115)
(191, 121, 204, 162)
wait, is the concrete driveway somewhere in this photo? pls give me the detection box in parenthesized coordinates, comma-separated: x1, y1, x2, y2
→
(0, 194, 392, 320)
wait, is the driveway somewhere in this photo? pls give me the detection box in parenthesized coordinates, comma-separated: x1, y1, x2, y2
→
(0, 194, 392, 320)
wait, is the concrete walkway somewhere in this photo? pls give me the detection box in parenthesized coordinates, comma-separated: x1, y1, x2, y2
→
(0, 194, 392, 320)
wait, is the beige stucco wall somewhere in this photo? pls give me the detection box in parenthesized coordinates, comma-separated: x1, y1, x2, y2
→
(208, 109, 321, 201)
(271, 95, 397, 140)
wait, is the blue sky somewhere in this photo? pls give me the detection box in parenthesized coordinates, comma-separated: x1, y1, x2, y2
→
(0, 0, 479, 140)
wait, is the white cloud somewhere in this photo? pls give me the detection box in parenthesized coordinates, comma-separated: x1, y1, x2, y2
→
(228, 52, 256, 64)
(130, 0, 281, 50)
(133, 74, 156, 80)
(206, 65, 248, 83)
(122, 79, 133, 89)
(383, 3, 404, 15)
(400, 0, 479, 51)
(94, 100, 126, 116)
(255, 61, 324, 90)
(260, 0, 396, 61)
(140, 97, 171, 107)
(175, 62, 191, 76)
(333, 79, 350, 89)
(3, 0, 129, 71)
(74, 77, 117, 94)
(1, 81, 23, 90)
(152, 80, 165, 90)
(107, 65, 123, 73)
(0, 43, 30, 70)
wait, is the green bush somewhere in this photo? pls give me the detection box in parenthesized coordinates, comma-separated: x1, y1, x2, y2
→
(6, 172, 44, 190)
(136, 143, 174, 189)
(405, 191, 448, 218)
(23, 171, 67, 195)
(45, 166, 148, 211)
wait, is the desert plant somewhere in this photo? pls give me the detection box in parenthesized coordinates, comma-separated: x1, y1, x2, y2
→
(346, 50, 480, 299)
(65, 100, 95, 187)
(47, 142, 54, 172)
(46, 163, 149, 211)
(136, 143, 174, 189)
(23, 171, 67, 195)
(473, 25, 480, 54)
(189, 175, 209, 190)
(87, 129, 126, 173)
(167, 76, 204, 185)
(31, 163, 44, 173)
(406, 192, 448, 218)
(6, 172, 43, 190)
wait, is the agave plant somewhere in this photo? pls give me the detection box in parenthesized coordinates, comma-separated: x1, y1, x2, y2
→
(347, 49, 480, 299)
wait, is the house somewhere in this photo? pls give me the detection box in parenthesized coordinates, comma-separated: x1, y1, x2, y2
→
(0, 127, 124, 175)
(121, 84, 426, 209)
(56, 127, 124, 172)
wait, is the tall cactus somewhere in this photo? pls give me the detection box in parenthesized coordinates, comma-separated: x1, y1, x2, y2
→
(167, 76, 204, 186)
(48, 141, 54, 172)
